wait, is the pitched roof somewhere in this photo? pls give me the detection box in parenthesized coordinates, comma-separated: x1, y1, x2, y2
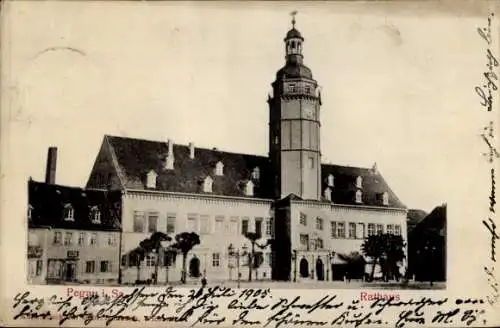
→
(101, 135, 406, 208)
(321, 164, 406, 208)
(28, 179, 122, 231)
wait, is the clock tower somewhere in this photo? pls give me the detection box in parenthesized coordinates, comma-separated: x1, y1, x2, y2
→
(268, 14, 322, 200)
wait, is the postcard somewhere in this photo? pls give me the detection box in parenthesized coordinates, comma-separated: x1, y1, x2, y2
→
(0, 1, 499, 327)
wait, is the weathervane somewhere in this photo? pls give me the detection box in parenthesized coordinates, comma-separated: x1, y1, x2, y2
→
(290, 10, 298, 28)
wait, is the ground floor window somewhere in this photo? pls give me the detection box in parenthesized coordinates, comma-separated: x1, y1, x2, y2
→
(212, 253, 220, 267)
(47, 259, 63, 279)
(85, 261, 95, 273)
(100, 261, 111, 273)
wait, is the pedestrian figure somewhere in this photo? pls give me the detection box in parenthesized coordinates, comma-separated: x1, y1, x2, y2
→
(201, 276, 207, 288)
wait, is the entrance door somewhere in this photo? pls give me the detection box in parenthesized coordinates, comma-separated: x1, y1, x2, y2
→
(65, 262, 76, 282)
(189, 257, 201, 278)
(299, 258, 309, 278)
(316, 258, 325, 281)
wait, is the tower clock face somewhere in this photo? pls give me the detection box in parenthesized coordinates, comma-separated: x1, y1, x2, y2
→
(303, 107, 314, 119)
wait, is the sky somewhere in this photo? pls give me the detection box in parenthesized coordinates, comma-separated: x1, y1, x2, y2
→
(2, 2, 495, 213)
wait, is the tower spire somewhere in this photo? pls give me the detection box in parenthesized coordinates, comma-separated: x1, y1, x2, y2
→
(290, 10, 297, 28)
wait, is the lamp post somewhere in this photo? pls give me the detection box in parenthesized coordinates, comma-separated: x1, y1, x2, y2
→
(292, 249, 297, 282)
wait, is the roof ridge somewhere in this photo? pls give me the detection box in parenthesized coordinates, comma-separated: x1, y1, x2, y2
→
(106, 134, 269, 159)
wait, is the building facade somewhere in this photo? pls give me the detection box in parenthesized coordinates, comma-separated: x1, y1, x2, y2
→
(85, 18, 408, 284)
(27, 150, 123, 284)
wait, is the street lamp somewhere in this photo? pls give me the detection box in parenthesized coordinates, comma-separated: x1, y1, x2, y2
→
(292, 249, 297, 282)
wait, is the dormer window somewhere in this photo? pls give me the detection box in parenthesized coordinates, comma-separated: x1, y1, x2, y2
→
(215, 161, 224, 176)
(324, 188, 331, 201)
(382, 192, 389, 206)
(146, 170, 158, 189)
(28, 205, 33, 220)
(63, 204, 74, 221)
(90, 206, 101, 224)
(327, 174, 334, 187)
(245, 180, 254, 196)
(252, 167, 260, 180)
(355, 190, 363, 204)
(356, 176, 363, 188)
(203, 176, 213, 193)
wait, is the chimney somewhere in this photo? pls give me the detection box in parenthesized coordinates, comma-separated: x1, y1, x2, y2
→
(45, 147, 57, 184)
(189, 142, 195, 159)
(165, 139, 174, 170)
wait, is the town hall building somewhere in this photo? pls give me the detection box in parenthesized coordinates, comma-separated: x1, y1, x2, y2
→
(85, 17, 408, 284)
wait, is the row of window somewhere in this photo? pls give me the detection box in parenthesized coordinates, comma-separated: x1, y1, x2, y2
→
(53, 231, 116, 247)
(301, 213, 399, 235)
(124, 252, 273, 268)
(85, 260, 112, 273)
(146, 165, 261, 191)
(133, 211, 274, 237)
(28, 204, 103, 223)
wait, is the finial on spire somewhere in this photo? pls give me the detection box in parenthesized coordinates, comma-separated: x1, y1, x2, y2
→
(290, 10, 298, 28)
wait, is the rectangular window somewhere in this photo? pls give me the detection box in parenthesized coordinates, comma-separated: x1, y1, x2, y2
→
(255, 217, 263, 237)
(337, 222, 346, 238)
(64, 232, 73, 245)
(200, 215, 210, 234)
(316, 238, 324, 249)
(35, 260, 43, 276)
(241, 218, 249, 235)
(357, 223, 365, 239)
(212, 253, 220, 267)
(85, 261, 95, 273)
(187, 214, 198, 232)
(215, 216, 224, 232)
(146, 255, 156, 267)
(316, 217, 323, 230)
(229, 217, 238, 235)
(300, 213, 307, 226)
(47, 260, 63, 279)
(331, 221, 337, 238)
(300, 234, 309, 250)
(100, 261, 111, 273)
(53, 231, 62, 245)
(289, 84, 296, 93)
(148, 212, 159, 233)
(395, 225, 401, 236)
(107, 233, 115, 246)
(265, 218, 274, 236)
(376, 224, 384, 235)
(78, 232, 85, 246)
(387, 224, 394, 235)
(348, 222, 357, 239)
(368, 223, 375, 236)
(90, 232, 98, 246)
(133, 211, 146, 233)
(167, 213, 176, 233)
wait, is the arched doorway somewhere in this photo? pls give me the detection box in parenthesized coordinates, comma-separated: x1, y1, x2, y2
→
(316, 258, 324, 281)
(299, 258, 309, 278)
(189, 257, 201, 278)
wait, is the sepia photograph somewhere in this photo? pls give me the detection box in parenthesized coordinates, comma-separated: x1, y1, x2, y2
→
(2, 1, 498, 327)
(24, 6, 447, 291)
